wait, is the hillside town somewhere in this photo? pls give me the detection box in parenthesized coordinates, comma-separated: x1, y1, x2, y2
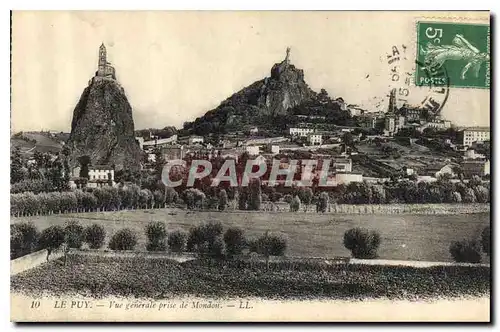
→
(11, 45, 490, 191)
(10, 11, 491, 318)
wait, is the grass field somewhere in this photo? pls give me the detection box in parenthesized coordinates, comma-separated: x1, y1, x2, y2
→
(10, 132, 64, 155)
(11, 209, 490, 262)
(10, 254, 490, 300)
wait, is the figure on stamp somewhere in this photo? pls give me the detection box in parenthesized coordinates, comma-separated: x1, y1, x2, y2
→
(420, 34, 489, 80)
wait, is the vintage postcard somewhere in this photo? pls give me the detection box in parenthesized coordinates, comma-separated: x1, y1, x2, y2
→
(10, 11, 490, 322)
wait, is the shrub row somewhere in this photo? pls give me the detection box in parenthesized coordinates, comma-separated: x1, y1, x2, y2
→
(11, 221, 491, 264)
(10, 222, 106, 259)
(10, 186, 179, 217)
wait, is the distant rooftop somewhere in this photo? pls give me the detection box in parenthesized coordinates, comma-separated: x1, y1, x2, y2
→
(89, 165, 114, 170)
(458, 126, 490, 132)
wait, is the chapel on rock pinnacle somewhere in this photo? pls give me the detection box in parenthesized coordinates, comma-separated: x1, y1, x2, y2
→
(96, 43, 116, 80)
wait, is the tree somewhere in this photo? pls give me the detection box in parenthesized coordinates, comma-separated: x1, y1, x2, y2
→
(238, 187, 248, 210)
(10, 147, 25, 184)
(84, 224, 106, 249)
(449, 240, 482, 263)
(474, 185, 489, 203)
(218, 189, 228, 211)
(370, 184, 386, 204)
(33, 150, 44, 168)
(10, 226, 24, 259)
(248, 178, 262, 210)
(450, 191, 462, 203)
(298, 188, 313, 211)
(462, 188, 477, 203)
(108, 228, 138, 251)
(145, 221, 167, 251)
(153, 189, 165, 208)
(38, 225, 66, 261)
(183, 188, 205, 209)
(269, 190, 283, 203)
(168, 230, 187, 252)
(153, 147, 166, 180)
(255, 231, 287, 269)
(64, 221, 84, 249)
(283, 194, 293, 204)
(469, 175, 482, 187)
(11, 222, 39, 259)
(481, 226, 491, 257)
(342, 132, 354, 153)
(186, 222, 224, 257)
(139, 189, 153, 209)
(78, 155, 91, 179)
(165, 187, 178, 204)
(290, 195, 301, 212)
(343, 228, 381, 259)
(223, 227, 245, 258)
(61, 147, 71, 188)
(317, 192, 329, 213)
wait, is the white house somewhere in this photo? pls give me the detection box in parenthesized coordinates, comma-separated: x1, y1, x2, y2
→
(307, 133, 323, 145)
(70, 165, 115, 188)
(333, 157, 352, 173)
(141, 135, 178, 150)
(422, 163, 456, 178)
(458, 127, 490, 147)
(289, 127, 315, 137)
(246, 145, 260, 156)
(188, 136, 204, 145)
(335, 172, 363, 185)
(270, 145, 280, 154)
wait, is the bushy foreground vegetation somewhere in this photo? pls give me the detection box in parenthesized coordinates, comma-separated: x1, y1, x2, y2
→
(10, 220, 289, 262)
(11, 218, 491, 264)
(343, 228, 381, 259)
(10, 222, 106, 259)
(11, 254, 490, 300)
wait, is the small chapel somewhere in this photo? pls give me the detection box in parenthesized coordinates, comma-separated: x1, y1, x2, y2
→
(96, 43, 116, 79)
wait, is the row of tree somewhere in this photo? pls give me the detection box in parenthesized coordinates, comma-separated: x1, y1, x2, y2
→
(10, 185, 179, 217)
(329, 176, 490, 205)
(10, 177, 489, 217)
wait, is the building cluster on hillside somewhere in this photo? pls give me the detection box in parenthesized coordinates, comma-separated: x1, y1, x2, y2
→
(355, 89, 454, 137)
(61, 47, 489, 191)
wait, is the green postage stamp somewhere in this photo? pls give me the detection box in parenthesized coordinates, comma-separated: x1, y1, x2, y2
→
(416, 21, 490, 89)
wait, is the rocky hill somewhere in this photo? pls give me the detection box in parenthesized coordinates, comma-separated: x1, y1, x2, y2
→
(184, 49, 349, 136)
(66, 77, 143, 171)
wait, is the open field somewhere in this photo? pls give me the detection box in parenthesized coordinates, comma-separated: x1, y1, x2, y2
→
(11, 254, 490, 300)
(11, 209, 490, 262)
(10, 132, 65, 155)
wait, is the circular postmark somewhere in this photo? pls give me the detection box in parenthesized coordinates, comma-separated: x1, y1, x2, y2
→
(384, 44, 450, 118)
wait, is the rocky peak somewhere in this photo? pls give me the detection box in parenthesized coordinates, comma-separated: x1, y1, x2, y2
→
(258, 48, 314, 115)
(67, 76, 143, 171)
(270, 47, 305, 83)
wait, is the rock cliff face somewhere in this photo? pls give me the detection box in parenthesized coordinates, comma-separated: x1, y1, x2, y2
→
(261, 58, 315, 116)
(66, 77, 143, 171)
(187, 52, 317, 135)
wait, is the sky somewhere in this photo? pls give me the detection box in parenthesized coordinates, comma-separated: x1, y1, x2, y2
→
(11, 11, 490, 133)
